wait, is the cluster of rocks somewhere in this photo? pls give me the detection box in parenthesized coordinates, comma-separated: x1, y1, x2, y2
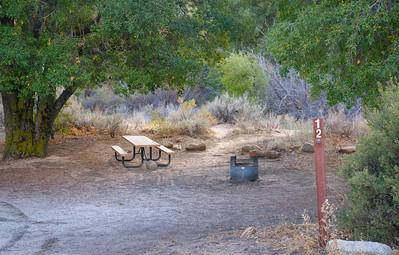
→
(241, 139, 306, 159)
(239, 139, 358, 159)
(241, 144, 280, 159)
(162, 141, 207, 152)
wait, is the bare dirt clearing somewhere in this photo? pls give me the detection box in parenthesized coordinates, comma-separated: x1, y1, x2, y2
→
(0, 127, 346, 254)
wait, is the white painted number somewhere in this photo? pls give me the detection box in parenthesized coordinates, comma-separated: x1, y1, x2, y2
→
(316, 129, 322, 138)
(315, 118, 322, 139)
(315, 118, 320, 129)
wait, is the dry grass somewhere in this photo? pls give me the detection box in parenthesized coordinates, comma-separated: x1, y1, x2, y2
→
(279, 115, 314, 146)
(54, 92, 369, 142)
(149, 100, 217, 137)
(56, 97, 216, 138)
(257, 223, 321, 254)
(55, 96, 145, 137)
(326, 109, 368, 137)
(251, 202, 352, 255)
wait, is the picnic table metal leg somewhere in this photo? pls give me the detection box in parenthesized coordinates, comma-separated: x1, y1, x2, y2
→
(152, 148, 162, 161)
(122, 149, 144, 168)
(142, 147, 154, 161)
(157, 154, 171, 167)
(133, 146, 144, 157)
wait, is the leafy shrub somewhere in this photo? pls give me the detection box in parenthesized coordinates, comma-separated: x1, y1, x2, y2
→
(219, 52, 268, 97)
(340, 82, 399, 245)
(183, 65, 223, 105)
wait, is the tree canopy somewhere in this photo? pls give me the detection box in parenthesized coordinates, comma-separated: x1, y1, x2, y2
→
(263, 0, 399, 107)
(0, 0, 251, 95)
(0, 0, 251, 158)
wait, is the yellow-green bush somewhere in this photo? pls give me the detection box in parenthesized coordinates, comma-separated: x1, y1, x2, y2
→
(219, 52, 268, 97)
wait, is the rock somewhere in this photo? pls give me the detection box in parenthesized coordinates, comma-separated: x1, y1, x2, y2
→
(185, 143, 206, 152)
(240, 226, 256, 239)
(145, 161, 158, 171)
(289, 144, 302, 151)
(338, 145, 356, 154)
(172, 144, 182, 150)
(241, 145, 262, 154)
(301, 142, 314, 153)
(164, 142, 174, 148)
(266, 140, 288, 152)
(257, 150, 281, 159)
(174, 137, 182, 143)
(326, 240, 393, 255)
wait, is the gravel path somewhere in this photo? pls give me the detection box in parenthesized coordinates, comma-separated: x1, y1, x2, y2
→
(0, 131, 345, 254)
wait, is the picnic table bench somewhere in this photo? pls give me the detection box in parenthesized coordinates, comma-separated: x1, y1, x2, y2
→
(112, 135, 174, 168)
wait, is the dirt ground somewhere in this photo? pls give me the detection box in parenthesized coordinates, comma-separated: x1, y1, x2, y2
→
(0, 126, 347, 255)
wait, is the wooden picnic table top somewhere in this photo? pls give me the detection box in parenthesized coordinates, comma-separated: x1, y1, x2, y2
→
(123, 135, 160, 147)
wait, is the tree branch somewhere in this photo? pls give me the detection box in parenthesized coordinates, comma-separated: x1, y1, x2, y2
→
(52, 86, 78, 117)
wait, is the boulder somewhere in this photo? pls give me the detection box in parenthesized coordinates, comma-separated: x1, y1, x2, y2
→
(241, 145, 262, 154)
(145, 161, 158, 171)
(301, 142, 315, 153)
(185, 143, 206, 152)
(289, 144, 302, 151)
(163, 142, 174, 148)
(338, 145, 356, 154)
(257, 150, 281, 159)
(240, 226, 256, 239)
(266, 140, 288, 152)
(172, 144, 182, 150)
(326, 240, 393, 255)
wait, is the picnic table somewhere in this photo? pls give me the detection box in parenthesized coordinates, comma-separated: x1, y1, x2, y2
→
(111, 135, 174, 168)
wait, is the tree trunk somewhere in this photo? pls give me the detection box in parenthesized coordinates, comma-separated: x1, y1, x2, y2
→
(2, 86, 77, 160)
(33, 95, 56, 157)
(2, 93, 35, 159)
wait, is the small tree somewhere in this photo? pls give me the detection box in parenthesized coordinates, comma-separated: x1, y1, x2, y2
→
(340, 80, 399, 245)
(219, 52, 268, 98)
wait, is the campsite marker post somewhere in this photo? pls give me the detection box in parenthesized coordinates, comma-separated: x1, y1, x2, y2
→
(313, 117, 327, 246)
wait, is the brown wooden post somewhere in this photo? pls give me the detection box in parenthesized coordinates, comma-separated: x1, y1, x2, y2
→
(313, 117, 327, 246)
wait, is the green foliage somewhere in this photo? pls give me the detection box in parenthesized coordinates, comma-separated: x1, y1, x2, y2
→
(0, 0, 97, 95)
(0, 0, 250, 96)
(340, 80, 399, 245)
(264, 0, 399, 107)
(219, 53, 267, 97)
(0, 0, 255, 158)
(227, 0, 306, 44)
